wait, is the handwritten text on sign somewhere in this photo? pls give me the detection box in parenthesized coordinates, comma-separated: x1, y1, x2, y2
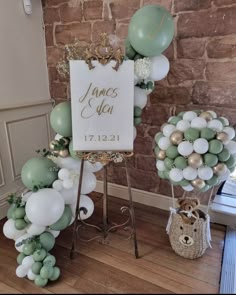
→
(70, 60, 134, 151)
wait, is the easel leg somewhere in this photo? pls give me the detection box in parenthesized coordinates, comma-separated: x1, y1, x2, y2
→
(70, 158, 85, 259)
(124, 158, 139, 259)
(103, 163, 109, 240)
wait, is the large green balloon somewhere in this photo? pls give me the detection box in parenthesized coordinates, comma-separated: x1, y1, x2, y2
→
(40, 232, 55, 251)
(50, 102, 72, 137)
(21, 157, 58, 190)
(50, 205, 72, 231)
(128, 5, 174, 57)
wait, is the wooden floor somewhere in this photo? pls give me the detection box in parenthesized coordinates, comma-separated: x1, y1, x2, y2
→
(0, 193, 226, 294)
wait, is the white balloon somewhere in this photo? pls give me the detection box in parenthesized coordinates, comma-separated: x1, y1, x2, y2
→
(58, 168, 70, 180)
(191, 117, 207, 129)
(198, 167, 213, 180)
(55, 133, 63, 141)
(134, 73, 140, 85)
(74, 172, 97, 195)
(3, 219, 26, 240)
(219, 117, 229, 126)
(22, 191, 32, 202)
(156, 160, 165, 171)
(15, 233, 32, 252)
(176, 120, 191, 132)
(84, 161, 103, 173)
(51, 156, 81, 170)
(183, 167, 198, 181)
(60, 187, 77, 205)
(47, 229, 60, 238)
(207, 110, 217, 118)
(27, 268, 36, 281)
(193, 138, 209, 154)
(225, 141, 236, 154)
(62, 179, 74, 189)
(77, 195, 95, 220)
(26, 224, 46, 236)
(133, 126, 137, 140)
(16, 265, 28, 278)
(223, 127, 235, 140)
(52, 179, 63, 191)
(183, 111, 197, 122)
(208, 119, 223, 132)
(182, 184, 194, 192)
(149, 55, 170, 81)
(22, 256, 34, 268)
(163, 124, 176, 138)
(169, 168, 183, 182)
(25, 189, 65, 226)
(134, 86, 148, 109)
(158, 137, 171, 150)
(178, 141, 193, 157)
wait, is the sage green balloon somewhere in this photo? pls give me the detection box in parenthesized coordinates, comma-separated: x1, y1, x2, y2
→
(201, 128, 216, 140)
(154, 146, 160, 157)
(50, 101, 72, 137)
(49, 267, 60, 281)
(203, 153, 218, 167)
(7, 204, 17, 219)
(168, 116, 181, 125)
(34, 276, 48, 287)
(209, 140, 223, 154)
(134, 53, 144, 61)
(69, 140, 83, 160)
(50, 205, 72, 231)
(229, 166, 235, 173)
(199, 184, 211, 193)
(174, 156, 187, 169)
(155, 132, 164, 145)
(184, 128, 200, 141)
(206, 175, 219, 186)
(218, 117, 226, 127)
(40, 232, 55, 252)
(128, 5, 174, 57)
(21, 157, 58, 190)
(14, 207, 25, 219)
(158, 170, 166, 179)
(32, 262, 43, 275)
(17, 253, 26, 265)
(134, 117, 142, 126)
(125, 38, 137, 59)
(225, 155, 236, 169)
(43, 255, 56, 267)
(177, 111, 185, 119)
(164, 158, 174, 170)
(134, 106, 142, 117)
(178, 179, 190, 186)
(40, 265, 54, 280)
(218, 148, 230, 162)
(15, 219, 27, 230)
(166, 146, 179, 159)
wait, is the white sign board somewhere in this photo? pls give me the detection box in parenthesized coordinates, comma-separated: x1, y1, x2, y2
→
(70, 60, 134, 152)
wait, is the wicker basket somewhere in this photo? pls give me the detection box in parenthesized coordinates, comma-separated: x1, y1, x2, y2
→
(166, 209, 211, 259)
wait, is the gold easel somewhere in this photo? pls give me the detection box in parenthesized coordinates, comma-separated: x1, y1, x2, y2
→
(69, 34, 139, 259)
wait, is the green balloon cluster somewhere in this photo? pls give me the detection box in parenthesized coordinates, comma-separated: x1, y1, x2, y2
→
(134, 106, 142, 126)
(154, 110, 236, 192)
(50, 102, 72, 137)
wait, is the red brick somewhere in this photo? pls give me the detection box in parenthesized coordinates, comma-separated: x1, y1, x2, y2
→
(110, 0, 140, 19)
(129, 168, 160, 193)
(206, 62, 236, 82)
(174, 0, 212, 12)
(136, 155, 157, 172)
(213, 0, 236, 6)
(83, 0, 103, 20)
(50, 82, 68, 99)
(60, 3, 82, 23)
(150, 86, 191, 105)
(92, 21, 116, 42)
(207, 35, 236, 58)
(159, 179, 184, 198)
(55, 23, 91, 45)
(193, 81, 236, 107)
(47, 47, 64, 66)
(134, 136, 154, 155)
(143, 0, 172, 11)
(44, 7, 60, 24)
(167, 60, 205, 85)
(48, 67, 58, 85)
(178, 7, 236, 38)
(162, 43, 175, 60)
(116, 20, 129, 40)
(45, 0, 69, 7)
(45, 25, 54, 46)
(142, 104, 170, 126)
(147, 126, 160, 138)
(177, 38, 206, 59)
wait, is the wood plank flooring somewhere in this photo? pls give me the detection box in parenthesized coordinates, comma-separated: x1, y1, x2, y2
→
(0, 193, 226, 294)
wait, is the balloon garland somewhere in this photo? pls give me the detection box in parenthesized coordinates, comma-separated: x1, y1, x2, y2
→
(3, 4, 174, 287)
(154, 110, 236, 192)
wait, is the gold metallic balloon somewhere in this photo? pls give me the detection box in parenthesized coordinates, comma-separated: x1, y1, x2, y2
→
(188, 153, 203, 169)
(170, 131, 183, 145)
(160, 123, 167, 132)
(199, 111, 213, 121)
(49, 140, 57, 150)
(216, 132, 229, 143)
(157, 150, 166, 160)
(213, 163, 227, 176)
(191, 178, 206, 189)
(58, 149, 69, 158)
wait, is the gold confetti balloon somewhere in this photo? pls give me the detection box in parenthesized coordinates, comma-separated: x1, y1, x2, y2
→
(216, 132, 229, 143)
(58, 149, 69, 158)
(191, 178, 206, 190)
(170, 131, 183, 145)
(213, 163, 227, 176)
(199, 111, 213, 121)
(157, 150, 166, 160)
(188, 153, 203, 169)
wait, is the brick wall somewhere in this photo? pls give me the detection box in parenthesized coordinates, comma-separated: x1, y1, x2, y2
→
(43, 0, 236, 203)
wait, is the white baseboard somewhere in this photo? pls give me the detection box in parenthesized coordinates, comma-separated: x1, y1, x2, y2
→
(95, 181, 236, 227)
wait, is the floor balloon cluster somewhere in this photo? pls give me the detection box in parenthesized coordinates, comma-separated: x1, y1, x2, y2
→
(3, 4, 174, 288)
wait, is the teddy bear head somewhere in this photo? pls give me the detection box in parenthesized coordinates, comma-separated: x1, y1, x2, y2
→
(177, 197, 200, 212)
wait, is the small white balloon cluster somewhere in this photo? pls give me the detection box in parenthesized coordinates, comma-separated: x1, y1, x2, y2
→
(154, 110, 236, 192)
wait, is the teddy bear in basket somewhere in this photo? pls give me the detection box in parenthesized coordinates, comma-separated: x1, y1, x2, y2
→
(177, 197, 200, 225)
